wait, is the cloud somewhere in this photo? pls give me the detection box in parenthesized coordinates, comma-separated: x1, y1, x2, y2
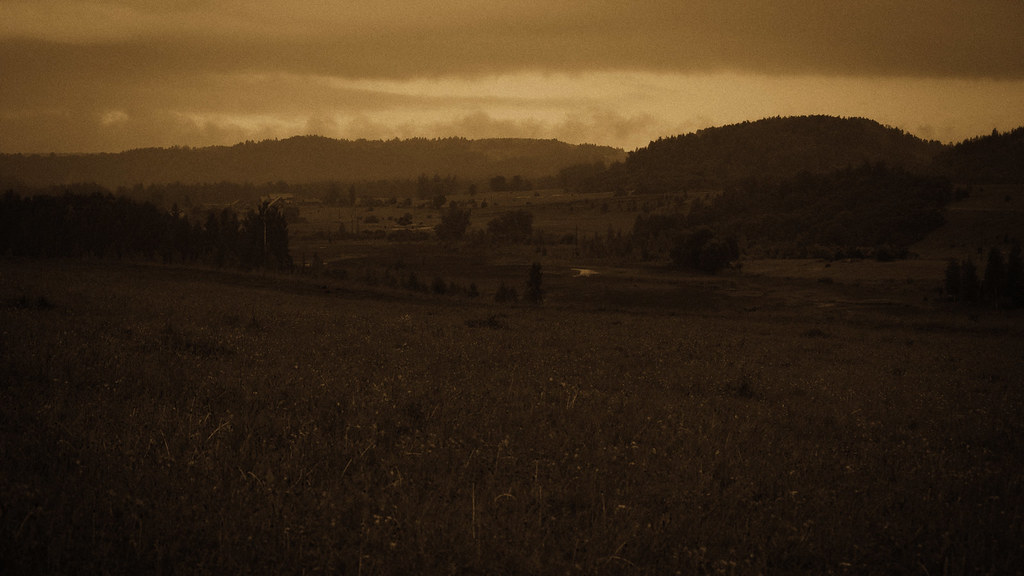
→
(1, 2, 1023, 152)
(3, 1, 1023, 79)
(3, 68, 1024, 153)
(100, 110, 130, 126)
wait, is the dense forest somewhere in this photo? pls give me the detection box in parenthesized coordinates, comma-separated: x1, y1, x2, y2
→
(0, 190, 292, 270)
(0, 137, 625, 188)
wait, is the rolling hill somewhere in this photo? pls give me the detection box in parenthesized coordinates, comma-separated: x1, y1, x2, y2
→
(606, 117, 1023, 259)
(591, 115, 946, 194)
(0, 137, 626, 188)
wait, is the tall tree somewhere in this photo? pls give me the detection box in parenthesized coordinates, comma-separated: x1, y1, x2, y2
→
(1005, 243, 1023, 306)
(243, 200, 292, 270)
(526, 262, 544, 304)
(944, 258, 962, 300)
(960, 259, 980, 302)
(984, 247, 1005, 304)
(435, 204, 472, 242)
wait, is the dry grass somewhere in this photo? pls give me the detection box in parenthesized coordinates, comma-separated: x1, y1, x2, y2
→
(2, 259, 1022, 574)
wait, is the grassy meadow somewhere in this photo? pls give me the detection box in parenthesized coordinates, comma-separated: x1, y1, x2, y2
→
(2, 255, 1022, 574)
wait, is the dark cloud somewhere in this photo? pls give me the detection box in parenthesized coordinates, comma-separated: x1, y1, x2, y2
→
(4, 2, 1022, 79)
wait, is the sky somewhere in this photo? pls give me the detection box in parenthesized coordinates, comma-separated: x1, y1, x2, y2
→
(2, 1, 1023, 153)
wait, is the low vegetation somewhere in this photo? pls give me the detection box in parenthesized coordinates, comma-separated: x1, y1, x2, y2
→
(2, 259, 1023, 574)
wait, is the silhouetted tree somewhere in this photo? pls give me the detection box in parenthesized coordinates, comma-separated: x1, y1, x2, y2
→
(526, 262, 544, 304)
(698, 238, 737, 273)
(487, 210, 533, 243)
(670, 226, 738, 273)
(984, 247, 1005, 304)
(944, 259, 962, 300)
(509, 175, 532, 192)
(489, 175, 508, 192)
(435, 204, 472, 242)
(494, 283, 519, 303)
(960, 259, 980, 302)
(242, 200, 292, 270)
(1006, 243, 1023, 306)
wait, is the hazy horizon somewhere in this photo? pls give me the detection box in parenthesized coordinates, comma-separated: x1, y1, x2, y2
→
(3, 1, 1023, 154)
(1, 113, 1017, 158)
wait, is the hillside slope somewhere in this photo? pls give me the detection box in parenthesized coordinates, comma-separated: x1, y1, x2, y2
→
(598, 116, 944, 194)
(932, 127, 1024, 185)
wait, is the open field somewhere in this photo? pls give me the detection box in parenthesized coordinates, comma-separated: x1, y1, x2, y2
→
(286, 188, 690, 267)
(2, 257, 1022, 574)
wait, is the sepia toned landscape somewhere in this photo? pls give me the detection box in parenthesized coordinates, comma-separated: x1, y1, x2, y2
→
(3, 2, 1024, 574)
(3, 116, 1023, 574)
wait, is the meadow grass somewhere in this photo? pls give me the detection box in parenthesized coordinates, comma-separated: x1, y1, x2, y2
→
(2, 259, 1022, 574)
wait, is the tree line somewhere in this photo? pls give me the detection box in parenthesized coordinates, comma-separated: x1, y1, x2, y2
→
(0, 188, 291, 270)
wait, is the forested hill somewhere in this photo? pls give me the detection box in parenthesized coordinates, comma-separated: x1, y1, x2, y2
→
(593, 116, 944, 194)
(0, 137, 626, 188)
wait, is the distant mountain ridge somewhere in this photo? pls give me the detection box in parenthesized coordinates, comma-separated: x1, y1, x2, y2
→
(0, 136, 626, 188)
(2, 117, 1020, 191)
